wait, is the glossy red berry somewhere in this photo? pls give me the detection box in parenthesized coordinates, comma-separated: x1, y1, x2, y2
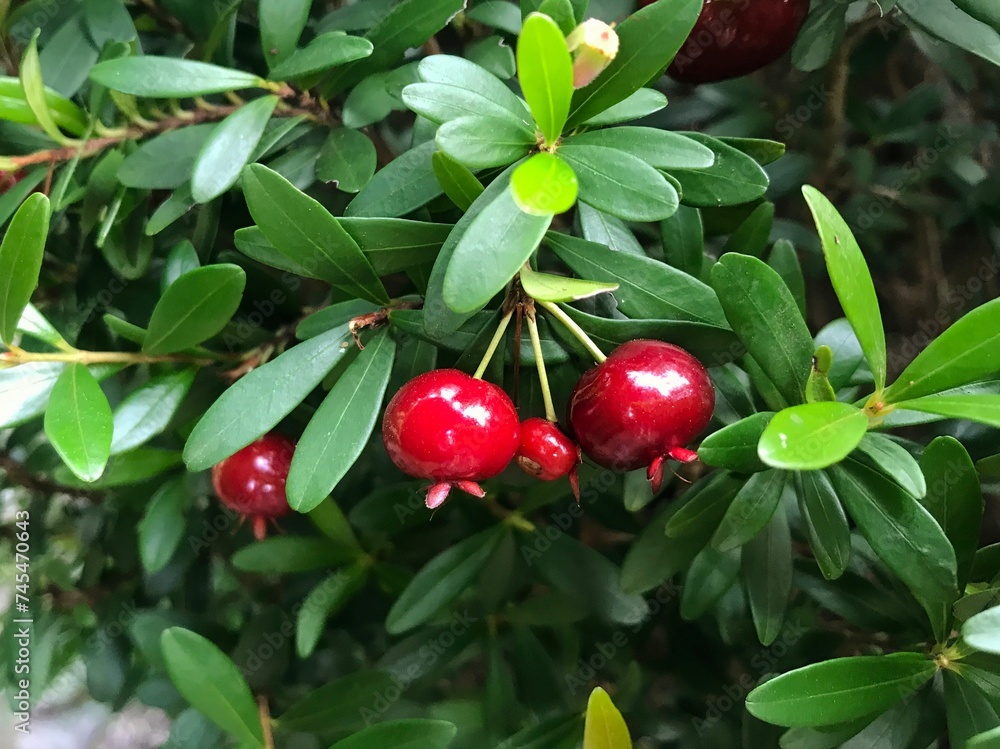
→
(212, 433, 295, 541)
(382, 369, 520, 509)
(568, 340, 714, 493)
(515, 417, 582, 500)
(639, 0, 809, 84)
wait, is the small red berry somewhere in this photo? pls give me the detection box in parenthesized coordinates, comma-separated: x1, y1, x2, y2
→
(568, 340, 714, 493)
(212, 433, 295, 541)
(639, 0, 809, 84)
(382, 369, 520, 509)
(515, 417, 582, 500)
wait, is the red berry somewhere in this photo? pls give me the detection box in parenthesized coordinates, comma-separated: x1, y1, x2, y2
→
(0, 170, 24, 193)
(382, 369, 520, 509)
(568, 340, 714, 492)
(516, 417, 582, 499)
(639, 0, 809, 84)
(212, 433, 295, 540)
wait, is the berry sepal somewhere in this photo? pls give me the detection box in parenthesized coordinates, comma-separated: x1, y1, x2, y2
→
(425, 480, 487, 510)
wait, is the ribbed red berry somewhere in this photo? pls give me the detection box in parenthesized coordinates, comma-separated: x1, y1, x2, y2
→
(212, 433, 295, 541)
(568, 340, 714, 492)
(516, 417, 581, 499)
(382, 369, 520, 509)
(638, 0, 809, 84)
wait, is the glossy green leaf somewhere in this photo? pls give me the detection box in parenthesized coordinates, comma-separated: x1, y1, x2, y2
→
(511, 152, 578, 215)
(768, 239, 806, 317)
(403, 80, 529, 126)
(883, 297, 1000, 403)
(797, 470, 851, 580)
(138, 478, 189, 573)
(517, 12, 572, 145)
(347, 140, 442, 218)
(143, 265, 246, 355)
(661, 204, 704, 277)
(277, 670, 396, 733)
(162, 240, 201, 292)
(944, 670, 1000, 749)
(712, 469, 786, 551)
(680, 545, 741, 620)
(184, 326, 353, 470)
(921, 436, 983, 589)
(745, 653, 936, 727)
(436, 114, 535, 169)
(566, 127, 714, 170)
(269, 33, 374, 79)
(117, 125, 216, 190)
(432, 151, 484, 211)
(296, 562, 369, 658)
(559, 144, 678, 221)
(44, 364, 113, 483)
(54, 447, 181, 488)
(803, 186, 886, 390)
(192, 95, 277, 203)
(581, 88, 667, 127)
(711, 253, 813, 405)
(578, 203, 643, 255)
(286, 330, 395, 512)
(0, 76, 88, 135)
(720, 137, 786, 165)
(583, 687, 632, 749)
(519, 263, 616, 303)
(417, 55, 532, 126)
(232, 535, 358, 573)
(663, 470, 743, 540)
(893, 394, 1000, 427)
(964, 605, 1000, 654)
(160, 628, 264, 746)
(743, 504, 792, 645)
(698, 412, 773, 473)
(243, 164, 388, 303)
(565, 0, 701, 127)
(831, 460, 958, 641)
(854, 433, 925, 498)
(111, 369, 195, 455)
(316, 127, 377, 193)
(0, 193, 51, 345)
(669, 133, 770, 208)
(328, 719, 457, 749)
(442, 186, 551, 314)
(19, 33, 73, 144)
(722, 202, 774, 258)
(89, 57, 265, 96)
(758, 402, 868, 471)
(387, 527, 507, 634)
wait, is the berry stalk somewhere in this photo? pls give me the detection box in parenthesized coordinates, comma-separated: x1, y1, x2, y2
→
(536, 300, 607, 364)
(472, 310, 514, 380)
(525, 308, 557, 423)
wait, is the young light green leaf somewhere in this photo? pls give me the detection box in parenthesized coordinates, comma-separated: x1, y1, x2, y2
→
(436, 114, 535, 169)
(160, 628, 264, 746)
(259, 0, 313, 67)
(758, 402, 868, 471)
(797, 470, 851, 580)
(712, 469, 786, 552)
(803, 186, 886, 391)
(0, 76, 88, 135)
(328, 719, 458, 749)
(286, 330, 396, 512)
(519, 263, 616, 303)
(89, 57, 266, 96)
(387, 527, 507, 634)
(511, 152, 578, 215)
(432, 151, 484, 211)
(854, 433, 925, 498)
(20, 33, 74, 144)
(583, 687, 632, 749)
(44, 364, 114, 482)
(0, 193, 51, 345)
(296, 562, 369, 658)
(743, 504, 792, 645)
(111, 369, 195, 454)
(559, 144, 678, 221)
(518, 12, 573, 145)
(243, 164, 389, 303)
(565, 127, 714, 170)
(964, 605, 1000, 654)
(191, 95, 277, 203)
(139, 478, 190, 573)
(143, 265, 246, 355)
(745, 653, 936, 727)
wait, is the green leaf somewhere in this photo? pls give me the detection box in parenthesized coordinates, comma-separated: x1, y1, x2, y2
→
(184, 326, 353, 470)
(160, 628, 264, 747)
(403, 81, 530, 126)
(578, 203, 643, 255)
(44, 364, 113, 483)
(711, 469, 786, 552)
(893, 394, 1000, 427)
(139, 478, 190, 573)
(802, 186, 886, 391)
(698, 412, 773, 473)
(143, 265, 246, 355)
(831, 460, 958, 641)
(920, 436, 984, 589)
(232, 535, 358, 573)
(964, 605, 1000, 654)
(899, 0, 1000, 67)
(83, 0, 137, 46)
(243, 164, 389, 304)
(386, 527, 507, 634)
(662, 469, 742, 540)
(796, 470, 851, 581)
(517, 12, 573, 145)
(969, 726, 1000, 749)
(19, 33, 73, 144)
(565, 0, 701, 128)
(111, 369, 195, 455)
(117, 124, 216, 190)
(89, 57, 265, 97)
(191, 95, 277, 203)
(745, 653, 936, 728)
(286, 330, 396, 512)
(347, 140, 442, 218)
(952, 0, 1000, 29)
(669, 133, 770, 208)
(432, 151, 484, 211)
(436, 114, 535, 169)
(546, 232, 726, 326)
(758, 402, 868, 471)
(743, 504, 792, 645)
(854, 433, 925, 498)
(565, 127, 714, 170)
(442, 186, 551, 314)
(260, 0, 315, 66)
(417, 55, 532, 127)
(162, 240, 201, 292)
(661, 204, 704, 277)
(54, 447, 181, 488)
(296, 562, 369, 658)
(269, 32, 374, 79)
(511, 152, 579, 215)
(519, 263, 616, 303)
(768, 239, 807, 318)
(581, 87, 667, 127)
(583, 687, 632, 749)
(316, 127, 377, 193)
(328, 719, 457, 749)
(0, 193, 50, 345)
(0, 76, 88, 135)
(883, 297, 1000, 403)
(721, 202, 774, 258)
(558, 145, 678, 221)
(680, 545, 741, 619)
(944, 670, 1000, 749)
(277, 670, 395, 733)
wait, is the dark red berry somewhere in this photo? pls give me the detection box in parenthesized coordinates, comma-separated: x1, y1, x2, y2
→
(382, 369, 520, 509)
(515, 417, 582, 500)
(0, 170, 24, 193)
(212, 433, 295, 541)
(638, 0, 809, 84)
(568, 340, 714, 492)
